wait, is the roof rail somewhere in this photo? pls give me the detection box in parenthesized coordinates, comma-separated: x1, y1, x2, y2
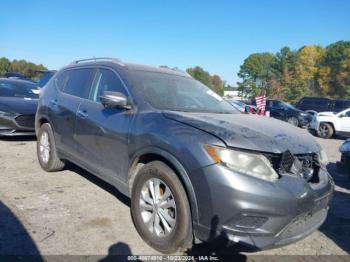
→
(170, 67, 192, 77)
(70, 57, 123, 65)
(159, 66, 191, 77)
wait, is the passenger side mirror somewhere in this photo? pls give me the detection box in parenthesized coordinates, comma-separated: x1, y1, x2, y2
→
(100, 91, 131, 109)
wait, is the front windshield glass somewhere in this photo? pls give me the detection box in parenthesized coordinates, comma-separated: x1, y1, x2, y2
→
(0, 81, 39, 99)
(127, 70, 237, 114)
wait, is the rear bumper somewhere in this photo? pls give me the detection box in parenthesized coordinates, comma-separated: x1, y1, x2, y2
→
(0, 115, 35, 136)
(191, 164, 334, 250)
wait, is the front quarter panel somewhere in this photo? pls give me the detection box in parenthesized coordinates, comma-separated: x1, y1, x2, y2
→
(129, 112, 225, 173)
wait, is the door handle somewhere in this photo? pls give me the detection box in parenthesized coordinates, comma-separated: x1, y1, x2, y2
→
(50, 99, 58, 106)
(77, 109, 88, 119)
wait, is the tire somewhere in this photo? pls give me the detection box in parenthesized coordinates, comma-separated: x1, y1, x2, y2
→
(287, 117, 299, 127)
(318, 123, 334, 139)
(131, 161, 193, 253)
(37, 123, 65, 172)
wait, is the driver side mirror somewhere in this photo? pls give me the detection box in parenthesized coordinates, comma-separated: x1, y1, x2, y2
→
(100, 91, 131, 109)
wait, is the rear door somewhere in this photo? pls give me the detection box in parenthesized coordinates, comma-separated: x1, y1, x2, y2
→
(50, 68, 95, 156)
(75, 68, 133, 184)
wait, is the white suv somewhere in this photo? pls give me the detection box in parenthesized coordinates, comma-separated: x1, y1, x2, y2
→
(310, 108, 350, 138)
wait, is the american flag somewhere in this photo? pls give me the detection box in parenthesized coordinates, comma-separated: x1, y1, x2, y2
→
(255, 94, 266, 114)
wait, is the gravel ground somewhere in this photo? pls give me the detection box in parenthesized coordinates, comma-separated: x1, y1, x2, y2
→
(0, 134, 349, 259)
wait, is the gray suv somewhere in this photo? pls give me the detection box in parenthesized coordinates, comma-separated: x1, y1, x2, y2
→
(35, 58, 334, 253)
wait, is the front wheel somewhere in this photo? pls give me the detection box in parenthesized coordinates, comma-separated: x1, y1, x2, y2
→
(287, 117, 299, 127)
(318, 123, 334, 139)
(131, 161, 193, 253)
(37, 123, 65, 172)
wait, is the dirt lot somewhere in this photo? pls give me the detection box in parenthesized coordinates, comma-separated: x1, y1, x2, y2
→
(0, 133, 349, 259)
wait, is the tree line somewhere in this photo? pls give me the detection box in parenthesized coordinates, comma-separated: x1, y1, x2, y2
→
(186, 66, 225, 96)
(0, 57, 47, 80)
(237, 40, 350, 103)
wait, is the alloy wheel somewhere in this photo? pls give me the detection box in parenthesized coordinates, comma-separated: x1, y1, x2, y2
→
(139, 178, 176, 237)
(39, 131, 50, 163)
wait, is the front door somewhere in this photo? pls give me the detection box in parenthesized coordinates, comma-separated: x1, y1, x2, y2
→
(75, 68, 133, 184)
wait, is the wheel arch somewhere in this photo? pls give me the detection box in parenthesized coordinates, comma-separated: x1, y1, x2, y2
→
(35, 116, 50, 136)
(128, 147, 199, 224)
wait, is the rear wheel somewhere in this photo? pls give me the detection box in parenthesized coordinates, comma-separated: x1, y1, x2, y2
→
(318, 123, 334, 139)
(131, 161, 193, 253)
(37, 123, 65, 171)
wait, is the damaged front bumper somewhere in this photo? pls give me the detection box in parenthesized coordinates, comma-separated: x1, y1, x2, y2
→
(191, 161, 334, 250)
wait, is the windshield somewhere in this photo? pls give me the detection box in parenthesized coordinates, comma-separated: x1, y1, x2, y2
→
(127, 71, 237, 114)
(0, 81, 39, 99)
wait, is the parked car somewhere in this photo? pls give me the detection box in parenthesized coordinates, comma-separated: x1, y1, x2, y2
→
(36, 70, 57, 88)
(309, 108, 350, 138)
(337, 139, 350, 176)
(331, 99, 350, 113)
(3, 72, 36, 83)
(36, 58, 333, 253)
(254, 99, 312, 127)
(0, 78, 38, 136)
(296, 96, 350, 113)
(295, 97, 332, 112)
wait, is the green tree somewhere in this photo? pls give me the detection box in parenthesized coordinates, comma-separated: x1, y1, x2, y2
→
(0, 57, 11, 76)
(0, 57, 47, 80)
(186, 66, 225, 95)
(273, 47, 297, 100)
(322, 40, 350, 97)
(294, 45, 326, 97)
(237, 52, 276, 98)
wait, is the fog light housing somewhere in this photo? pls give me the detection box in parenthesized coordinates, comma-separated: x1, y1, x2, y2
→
(227, 214, 268, 230)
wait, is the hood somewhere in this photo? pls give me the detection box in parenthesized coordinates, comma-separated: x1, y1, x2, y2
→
(163, 111, 320, 154)
(0, 97, 38, 115)
(317, 111, 336, 117)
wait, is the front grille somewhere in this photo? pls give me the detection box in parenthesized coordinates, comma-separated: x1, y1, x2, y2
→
(15, 115, 35, 128)
(280, 150, 295, 173)
(265, 151, 320, 183)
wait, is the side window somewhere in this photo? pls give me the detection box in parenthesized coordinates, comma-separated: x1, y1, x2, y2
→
(55, 70, 69, 91)
(63, 69, 95, 98)
(345, 111, 350, 117)
(334, 101, 343, 109)
(301, 99, 312, 105)
(90, 68, 127, 103)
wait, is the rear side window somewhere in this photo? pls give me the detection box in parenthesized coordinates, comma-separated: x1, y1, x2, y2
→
(55, 70, 70, 91)
(63, 69, 95, 98)
(89, 68, 127, 102)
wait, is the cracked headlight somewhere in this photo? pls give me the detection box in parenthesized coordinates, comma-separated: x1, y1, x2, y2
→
(318, 149, 329, 166)
(205, 145, 278, 182)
